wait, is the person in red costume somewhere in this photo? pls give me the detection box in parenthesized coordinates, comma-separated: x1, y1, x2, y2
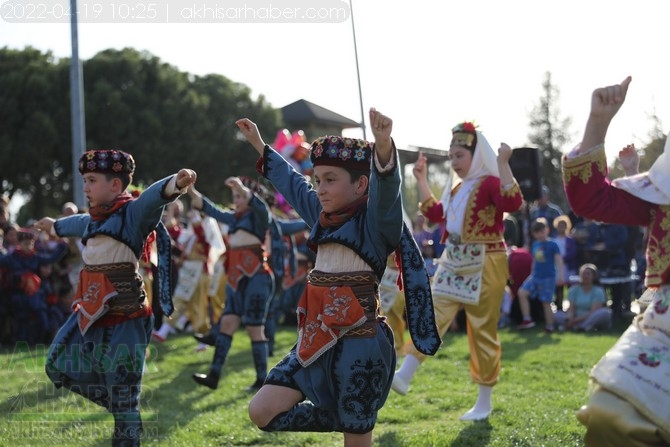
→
(563, 76, 670, 446)
(392, 122, 523, 422)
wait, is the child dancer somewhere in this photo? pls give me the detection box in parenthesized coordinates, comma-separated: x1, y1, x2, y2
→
(564, 76, 670, 446)
(393, 123, 523, 422)
(235, 108, 439, 447)
(188, 178, 275, 391)
(35, 149, 196, 446)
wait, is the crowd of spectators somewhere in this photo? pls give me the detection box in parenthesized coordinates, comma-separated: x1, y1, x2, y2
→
(0, 182, 645, 349)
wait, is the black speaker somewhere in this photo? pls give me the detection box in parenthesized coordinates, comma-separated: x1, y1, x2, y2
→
(510, 147, 543, 202)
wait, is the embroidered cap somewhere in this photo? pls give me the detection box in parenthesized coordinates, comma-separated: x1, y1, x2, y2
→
(450, 122, 478, 151)
(78, 150, 135, 175)
(310, 136, 373, 172)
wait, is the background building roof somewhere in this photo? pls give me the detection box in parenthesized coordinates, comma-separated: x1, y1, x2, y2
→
(281, 99, 361, 129)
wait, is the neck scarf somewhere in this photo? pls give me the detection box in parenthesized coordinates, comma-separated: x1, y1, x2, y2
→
(319, 195, 368, 228)
(89, 192, 134, 221)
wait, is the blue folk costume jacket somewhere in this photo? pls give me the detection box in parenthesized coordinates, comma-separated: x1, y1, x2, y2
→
(201, 193, 269, 242)
(257, 145, 440, 357)
(53, 176, 178, 322)
(200, 192, 277, 295)
(272, 218, 310, 283)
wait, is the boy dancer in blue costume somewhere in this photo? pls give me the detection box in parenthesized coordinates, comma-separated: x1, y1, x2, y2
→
(188, 177, 276, 391)
(236, 108, 440, 447)
(35, 149, 197, 446)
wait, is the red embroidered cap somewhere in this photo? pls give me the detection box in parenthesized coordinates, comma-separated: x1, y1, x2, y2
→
(310, 136, 373, 172)
(78, 150, 135, 175)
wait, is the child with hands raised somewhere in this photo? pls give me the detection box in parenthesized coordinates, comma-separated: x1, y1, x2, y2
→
(235, 108, 439, 447)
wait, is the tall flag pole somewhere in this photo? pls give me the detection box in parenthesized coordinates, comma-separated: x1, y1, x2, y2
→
(70, 0, 86, 208)
(350, 0, 366, 140)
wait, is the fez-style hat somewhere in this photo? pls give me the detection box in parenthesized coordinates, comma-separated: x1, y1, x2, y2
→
(78, 150, 135, 175)
(309, 136, 373, 172)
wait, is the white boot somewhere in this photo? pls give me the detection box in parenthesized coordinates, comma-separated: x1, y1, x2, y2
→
(152, 322, 175, 343)
(391, 354, 421, 395)
(175, 315, 190, 332)
(460, 385, 492, 421)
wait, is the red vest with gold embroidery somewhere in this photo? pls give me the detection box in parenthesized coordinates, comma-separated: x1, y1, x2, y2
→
(422, 176, 523, 253)
(563, 146, 670, 286)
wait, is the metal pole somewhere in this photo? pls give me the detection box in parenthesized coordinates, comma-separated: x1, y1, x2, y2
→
(70, 0, 86, 208)
(349, 0, 366, 140)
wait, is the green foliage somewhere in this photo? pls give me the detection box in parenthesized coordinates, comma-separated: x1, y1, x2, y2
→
(0, 324, 624, 446)
(0, 46, 282, 215)
(0, 46, 70, 208)
(527, 72, 574, 212)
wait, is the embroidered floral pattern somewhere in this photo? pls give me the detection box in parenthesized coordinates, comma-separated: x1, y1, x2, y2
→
(645, 208, 670, 286)
(628, 345, 670, 368)
(296, 282, 367, 366)
(354, 148, 366, 161)
(460, 177, 522, 243)
(341, 357, 386, 423)
(327, 144, 340, 158)
(309, 136, 373, 171)
(322, 287, 353, 322)
(501, 182, 521, 197)
(78, 150, 135, 175)
(562, 145, 607, 185)
(301, 320, 321, 350)
(476, 205, 497, 228)
(654, 291, 670, 314)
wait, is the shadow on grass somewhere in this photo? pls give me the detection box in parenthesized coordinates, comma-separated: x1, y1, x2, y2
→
(375, 420, 492, 447)
(375, 430, 401, 446)
(143, 331, 286, 441)
(452, 419, 492, 446)
(498, 327, 564, 361)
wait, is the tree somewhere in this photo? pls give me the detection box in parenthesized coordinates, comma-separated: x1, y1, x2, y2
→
(0, 47, 281, 220)
(527, 71, 573, 212)
(0, 47, 71, 218)
(81, 48, 282, 206)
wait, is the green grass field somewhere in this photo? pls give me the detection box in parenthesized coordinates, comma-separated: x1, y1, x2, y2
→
(0, 322, 627, 446)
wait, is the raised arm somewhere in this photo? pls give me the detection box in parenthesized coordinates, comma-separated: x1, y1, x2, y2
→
(175, 168, 197, 191)
(235, 119, 266, 155)
(369, 107, 393, 165)
(412, 151, 434, 203)
(497, 143, 515, 187)
(577, 76, 632, 156)
(618, 144, 640, 176)
(187, 185, 204, 210)
(34, 217, 55, 234)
